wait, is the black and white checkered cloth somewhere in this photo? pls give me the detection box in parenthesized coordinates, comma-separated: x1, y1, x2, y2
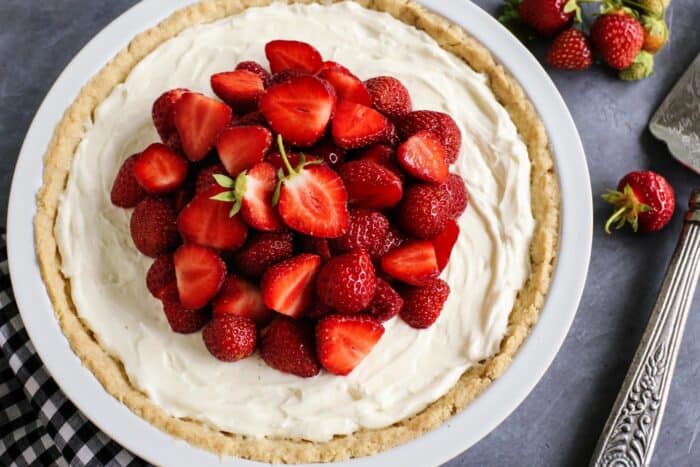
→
(0, 235, 147, 466)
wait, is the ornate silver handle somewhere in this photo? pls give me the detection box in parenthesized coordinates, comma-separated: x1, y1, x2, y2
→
(591, 188, 700, 467)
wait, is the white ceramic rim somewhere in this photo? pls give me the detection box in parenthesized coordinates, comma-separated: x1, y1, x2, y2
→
(7, 1, 592, 465)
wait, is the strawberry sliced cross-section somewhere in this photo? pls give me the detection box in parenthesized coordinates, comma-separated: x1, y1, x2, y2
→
(173, 244, 227, 309)
(331, 100, 391, 150)
(240, 162, 284, 231)
(260, 253, 321, 318)
(173, 92, 233, 161)
(133, 143, 188, 194)
(433, 219, 460, 272)
(338, 160, 403, 210)
(380, 240, 439, 286)
(317, 68, 371, 106)
(211, 70, 265, 112)
(216, 125, 272, 177)
(264, 40, 323, 74)
(212, 274, 273, 324)
(396, 130, 449, 183)
(315, 314, 385, 376)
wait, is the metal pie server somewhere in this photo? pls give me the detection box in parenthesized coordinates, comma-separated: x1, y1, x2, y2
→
(591, 55, 700, 467)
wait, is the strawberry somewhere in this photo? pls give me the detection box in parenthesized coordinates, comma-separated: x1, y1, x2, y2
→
(215, 125, 272, 177)
(332, 209, 389, 259)
(265, 149, 314, 171)
(383, 121, 400, 147)
(195, 163, 227, 195)
(316, 250, 376, 314)
(240, 162, 284, 231)
(173, 92, 233, 161)
(591, 12, 645, 70)
(265, 40, 322, 74)
(173, 182, 195, 212)
(159, 283, 210, 334)
(202, 314, 257, 362)
(130, 197, 179, 257)
(297, 236, 333, 262)
(260, 316, 321, 377)
(146, 254, 175, 299)
(396, 111, 462, 164)
(399, 278, 450, 329)
(259, 76, 336, 147)
(212, 274, 274, 323)
(152, 88, 188, 150)
(445, 173, 468, 219)
(211, 70, 265, 112)
(518, 0, 578, 37)
(380, 240, 439, 286)
(111, 154, 146, 208)
(366, 278, 403, 322)
(309, 139, 346, 169)
(375, 226, 405, 258)
(331, 100, 391, 150)
(315, 314, 384, 375)
(547, 28, 593, 70)
(236, 61, 272, 86)
(603, 170, 675, 233)
(269, 69, 310, 86)
(177, 186, 248, 250)
(306, 302, 334, 319)
(433, 219, 460, 272)
(260, 253, 321, 317)
(173, 243, 227, 309)
(233, 231, 295, 278)
(396, 131, 449, 183)
(315, 60, 351, 75)
(364, 76, 412, 119)
(356, 144, 402, 177)
(233, 111, 268, 127)
(274, 137, 349, 238)
(317, 68, 372, 106)
(132, 143, 188, 194)
(338, 160, 403, 209)
(641, 15, 668, 54)
(397, 183, 450, 239)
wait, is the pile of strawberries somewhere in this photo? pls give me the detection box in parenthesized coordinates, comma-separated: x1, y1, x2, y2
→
(110, 40, 468, 377)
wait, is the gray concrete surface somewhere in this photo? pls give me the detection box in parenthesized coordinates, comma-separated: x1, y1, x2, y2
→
(1, 1, 699, 465)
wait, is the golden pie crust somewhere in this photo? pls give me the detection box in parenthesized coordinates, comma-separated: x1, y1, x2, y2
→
(34, 0, 560, 463)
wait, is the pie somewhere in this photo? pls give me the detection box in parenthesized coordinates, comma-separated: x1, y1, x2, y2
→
(34, 0, 559, 463)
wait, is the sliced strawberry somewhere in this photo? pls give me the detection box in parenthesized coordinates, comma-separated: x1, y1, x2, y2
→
(317, 68, 371, 106)
(152, 88, 188, 149)
(235, 61, 271, 87)
(173, 92, 233, 161)
(367, 278, 404, 322)
(331, 100, 391, 150)
(212, 274, 274, 323)
(315, 60, 351, 75)
(269, 69, 310, 86)
(146, 254, 175, 299)
(316, 250, 376, 314)
(445, 173, 468, 219)
(433, 219, 459, 272)
(233, 231, 295, 278)
(260, 253, 321, 318)
(356, 144, 401, 176)
(397, 183, 450, 239)
(364, 76, 412, 119)
(400, 278, 450, 329)
(297, 235, 332, 262)
(338, 160, 403, 209)
(396, 131, 448, 183)
(260, 316, 321, 377)
(259, 76, 336, 147)
(173, 243, 226, 309)
(396, 110, 462, 164)
(211, 70, 265, 112)
(315, 314, 384, 375)
(380, 240, 439, 286)
(332, 209, 389, 259)
(159, 283, 210, 334)
(202, 314, 257, 362)
(133, 143, 188, 194)
(177, 186, 248, 250)
(265, 40, 322, 74)
(130, 198, 179, 257)
(216, 125, 272, 177)
(240, 162, 284, 231)
(309, 139, 346, 169)
(195, 163, 227, 195)
(111, 153, 146, 208)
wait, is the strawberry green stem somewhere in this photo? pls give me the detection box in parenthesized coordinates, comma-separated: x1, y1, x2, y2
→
(604, 206, 628, 234)
(277, 134, 297, 176)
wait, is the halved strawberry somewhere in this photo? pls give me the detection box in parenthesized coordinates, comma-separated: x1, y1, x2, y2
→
(152, 88, 188, 149)
(133, 143, 188, 194)
(146, 254, 175, 299)
(111, 153, 146, 208)
(331, 100, 391, 150)
(211, 70, 265, 112)
(269, 69, 310, 86)
(317, 68, 371, 106)
(275, 142, 349, 238)
(130, 197, 179, 257)
(238, 162, 284, 231)
(177, 186, 248, 250)
(315, 60, 350, 75)
(216, 125, 272, 177)
(364, 76, 412, 119)
(380, 240, 439, 286)
(159, 283, 210, 334)
(315, 314, 384, 375)
(356, 144, 400, 175)
(265, 40, 322, 74)
(260, 253, 321, 318)
(235, 61, 271, 87)
(202, 314, 257, 362)
(233, 231, 295, 278)
(433, 219, 459, 272)
(396, 110, 462, 164)
(212, 274, 274, 323)
(259, 76, 336, 147)
(338, 160, 403, 209)
(173, 92, 233, 161)
(396, 131, 448, 183)
(260, 316, 321, 377)
(173, 243, 226, 309)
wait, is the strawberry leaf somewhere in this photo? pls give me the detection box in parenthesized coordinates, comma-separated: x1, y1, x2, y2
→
(210, 191, 237, 202)
(213, 173, 235, 188)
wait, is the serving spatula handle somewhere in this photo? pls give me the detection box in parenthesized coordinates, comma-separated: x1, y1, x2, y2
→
(590, 188, 700, 467)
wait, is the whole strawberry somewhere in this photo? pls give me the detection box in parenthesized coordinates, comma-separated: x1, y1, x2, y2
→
(640, 15, 668, 54)
(591, 12, 645, 70)
(602, 170, 675, 233)
(316, 250, 377, 314)
(202, 314, 257, 362)
(547, 28, 593, 70)
(518, 0, 579, 37)
(260, 316, 320, 377)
